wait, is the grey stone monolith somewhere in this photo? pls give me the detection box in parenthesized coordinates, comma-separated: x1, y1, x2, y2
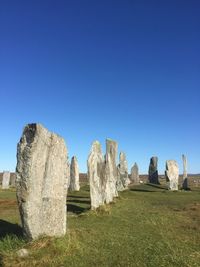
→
(2, 171, 10, 189)
(131, 163, 140, 184)
(103, 153, 114, 204)
(10, 173, 16, 187)
(116, 152, 130, 191)
(165, 160, 179, 191)
(182, 154, 189, 190)
(65, 159, 70, 190)
(16, 123, 68, 240)
(104, 139, 118, 200)
(87, 141, 104, 209)
(148, 156, 159, 184)
(69, 156, 80, 191)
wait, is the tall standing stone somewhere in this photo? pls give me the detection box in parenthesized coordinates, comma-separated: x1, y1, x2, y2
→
(16, 123, 68, 240)
(165, 160, 179, 191)
(104, 139, 118, 199)
(69, 156, 80, 191)
(87, 141, 104, 209)
(103, 153, 114, 204)
(116, 152, 130, 191)
(2, 171, 10, 189)
(148, 156, 159, 184)
(131, 163, 140, 184)
(182, 154, 189, 190)
(65, 158, 70, 190)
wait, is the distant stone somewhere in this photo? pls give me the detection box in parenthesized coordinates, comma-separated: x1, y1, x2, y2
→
(182, 154, 189, 190)
(165, 160, 179, 191)
(16, 123, 68, 240)
(104, 139, 118, 201)
(17, 248, 29, 258)
(148, 157, 159, 184)
(87, 141, 104, 209)
(10, 173, 16, 187)
(131, 163, 140, 184)
(2, 171, 10, 189)
(116, 152, 130, 191)
(69, 156, 80, 191)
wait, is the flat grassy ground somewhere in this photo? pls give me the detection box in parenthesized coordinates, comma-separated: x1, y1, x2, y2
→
(0, 184, 200, 267)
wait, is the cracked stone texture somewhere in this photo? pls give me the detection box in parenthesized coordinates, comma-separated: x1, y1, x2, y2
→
(116, 152, 130, 191)
(87, 141, 104, 209)
(16, 123, 68, 240)
(2, 171, 10, 189)
(131, 163, 140, 184)
(69, 156, 80, 191)
(148, 156, 159, 184)
(165, 160, 179, 191)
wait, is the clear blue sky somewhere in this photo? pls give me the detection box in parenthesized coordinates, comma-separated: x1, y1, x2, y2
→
(0, 0, 199, 174)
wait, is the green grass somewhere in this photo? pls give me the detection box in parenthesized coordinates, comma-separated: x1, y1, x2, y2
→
(0, 184, 200, 267)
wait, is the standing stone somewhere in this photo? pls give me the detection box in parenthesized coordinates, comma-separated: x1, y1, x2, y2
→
(16, 123, 68, 240)
(148, 156, 159, 184)
(65, 158, 70, 190)
(69, 156, 80, 191)
(10, 173, 16, 187)
(104, 139, 118, 200)
(131, 163, 140, 184)
(2, 171, 10, 189)
(116, 152, 130, 191)
(165, 160, 179, 191)
(182, 154, 189, 190)
(103, 153, 114, 204)
(87, 141, 104, 209)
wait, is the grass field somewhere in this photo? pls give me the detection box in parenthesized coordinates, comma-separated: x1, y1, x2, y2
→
(0, 184, 200, 267)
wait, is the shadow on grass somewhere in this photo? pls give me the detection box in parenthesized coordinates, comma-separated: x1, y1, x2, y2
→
(0, 220, 23, 239)
(130, 183, 168, 192)
(68, 195, 90, 199)
(130, 188, 157, 192)
(146, 183, 168, 190)
(67, 204, 90, 215)
(67, 199, 91, 205)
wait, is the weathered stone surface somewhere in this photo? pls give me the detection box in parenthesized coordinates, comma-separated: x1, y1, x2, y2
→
(87, 141, 104, 209)
(65, 159, 70, 190)
(182, 154, 189, 190)
(16, 123, 68, 240)
(2, 171, 10, 189)
(103, 153, 114, 204)
(165, 160, 179, 191)
(104, 139, 118, 200)
(131, 163, 140, 184)
(69, 156, 80, 191)
(116, 152, 130, 191)
(148, 156, 159, 184)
